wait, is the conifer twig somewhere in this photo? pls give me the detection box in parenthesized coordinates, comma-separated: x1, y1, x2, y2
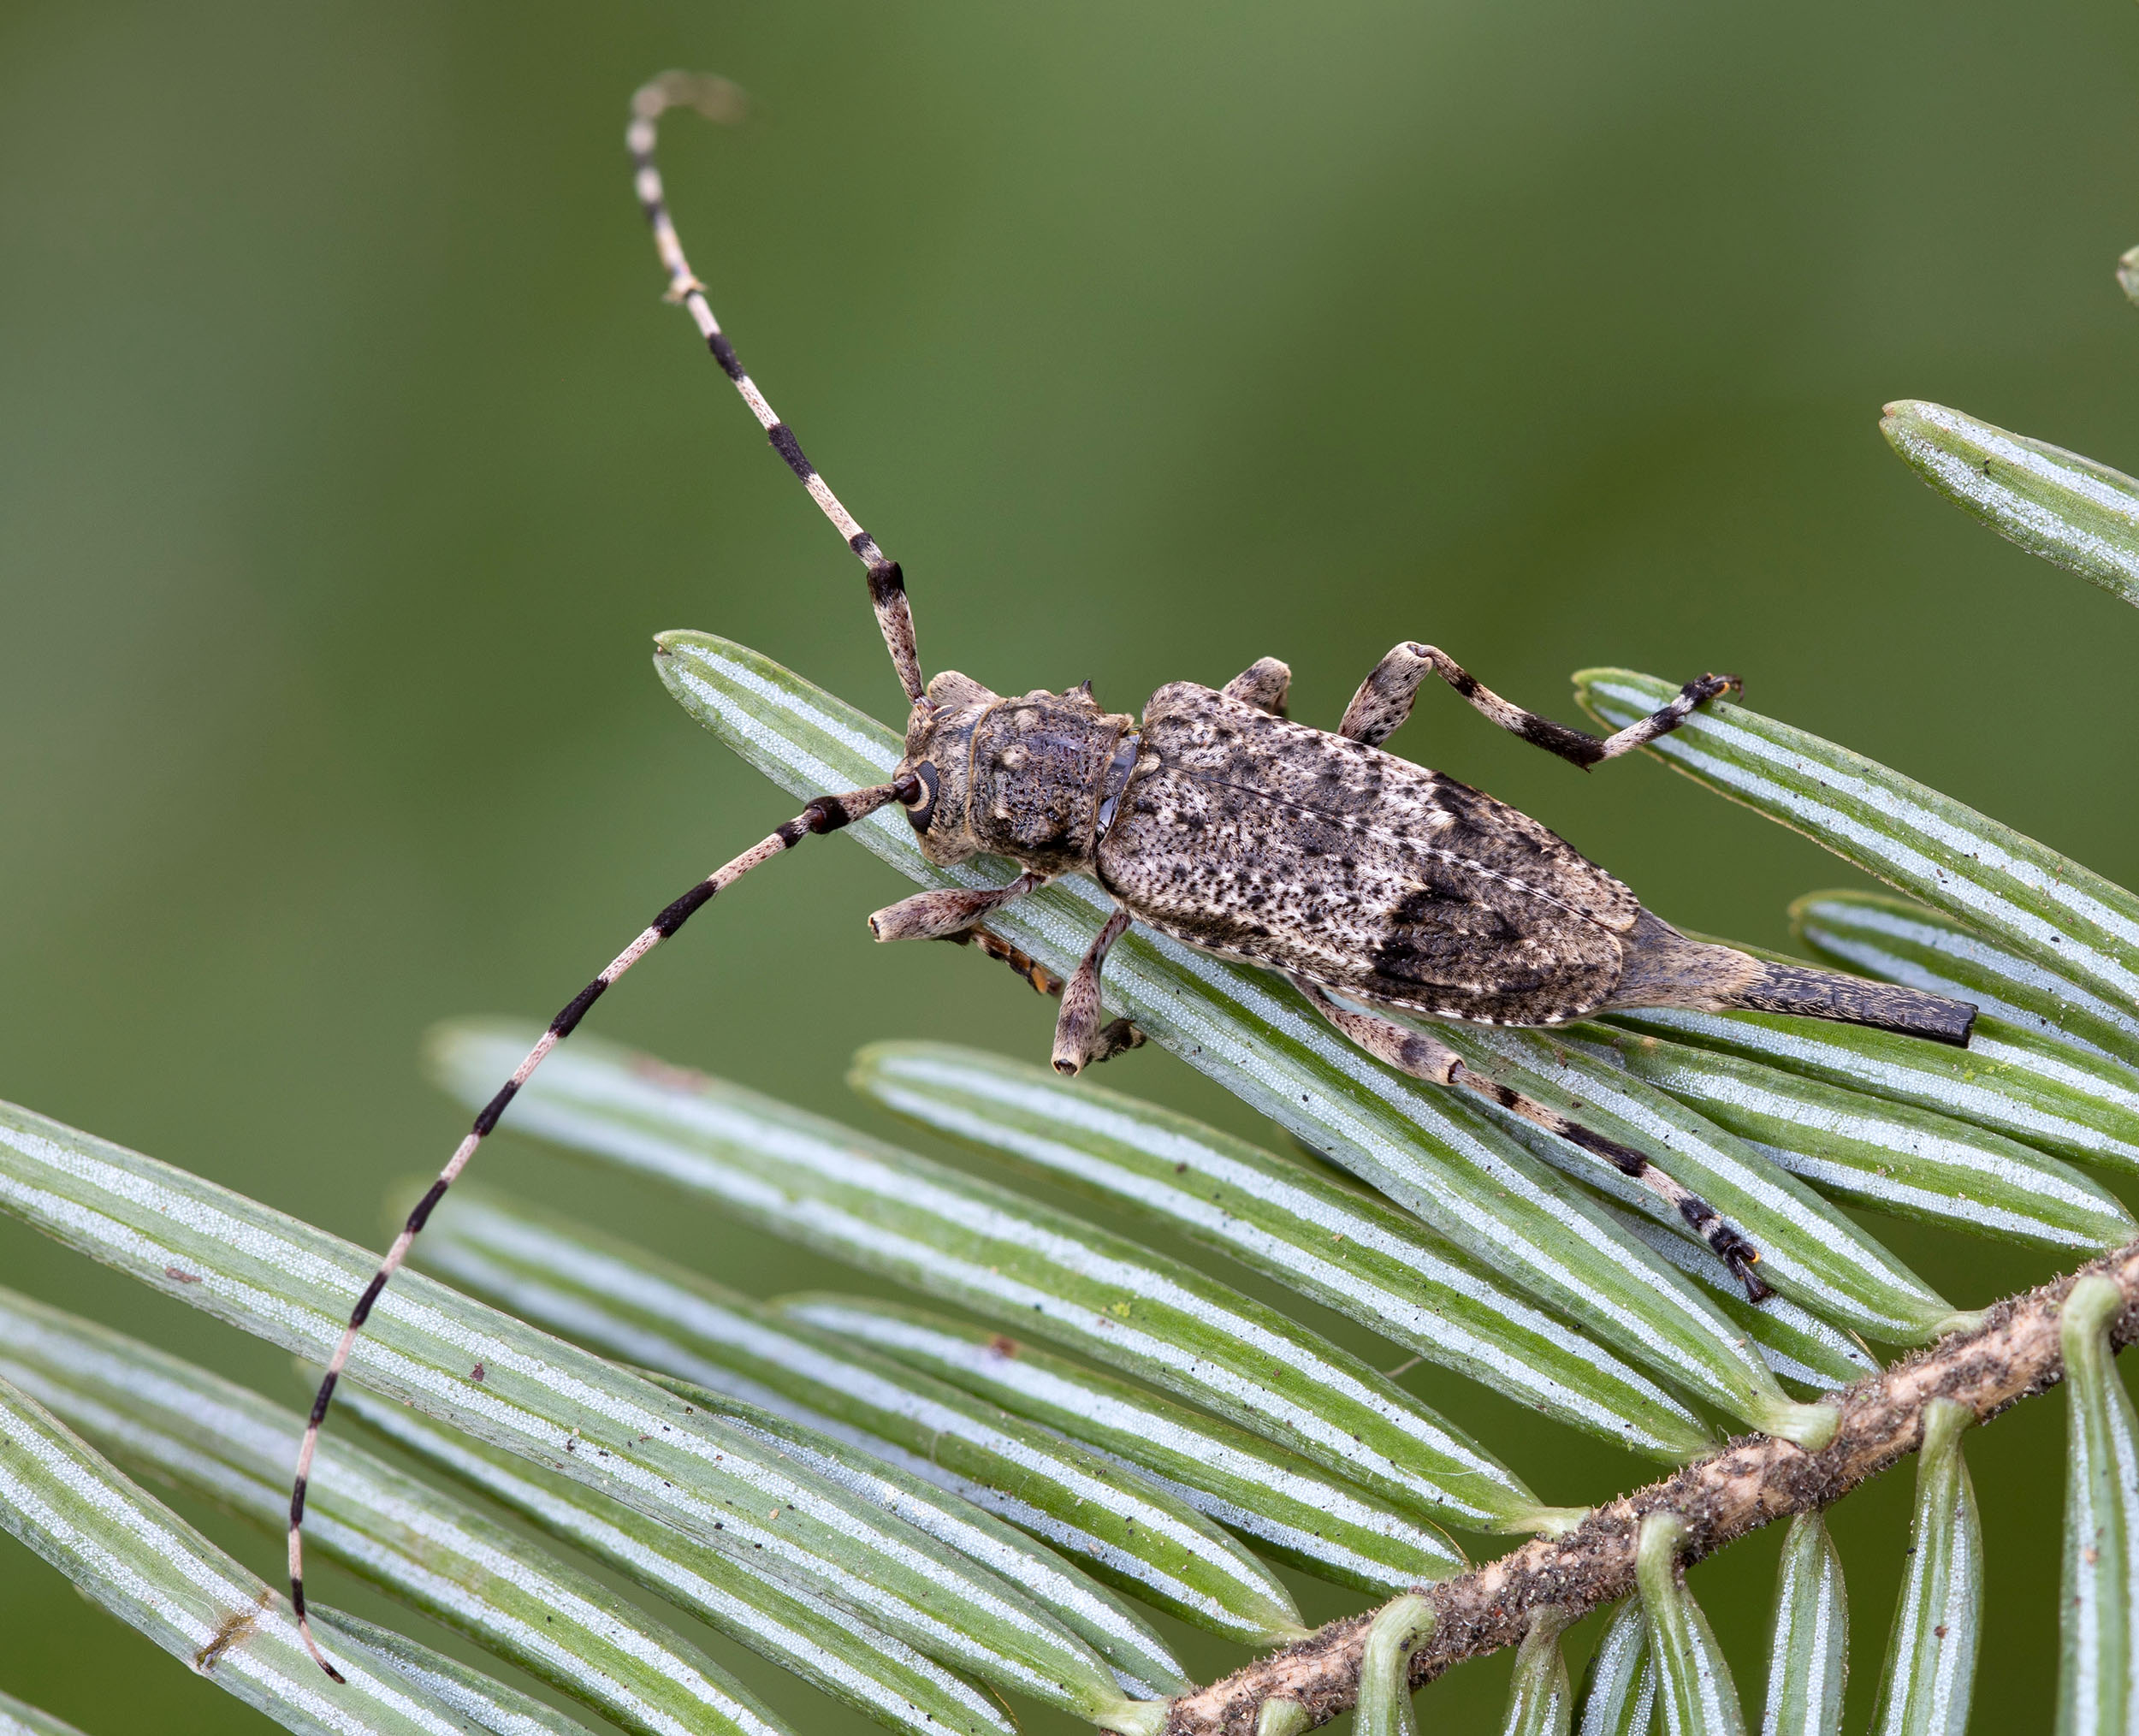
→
(1164, 1238, 2139, 1735)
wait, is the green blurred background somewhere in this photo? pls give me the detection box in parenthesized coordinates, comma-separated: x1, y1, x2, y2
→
(5, 0, 2139, 1727)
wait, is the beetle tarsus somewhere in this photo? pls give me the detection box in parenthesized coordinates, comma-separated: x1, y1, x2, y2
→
(1715, 1231, 1772, 1303)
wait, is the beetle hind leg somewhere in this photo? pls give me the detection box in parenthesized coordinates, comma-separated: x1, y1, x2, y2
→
(1339, 641, 1739, 767)
(1288, 975, 1771, 1302)
(1286, 973, 1466, 1084)
(1546, 1111, 1774, 1304)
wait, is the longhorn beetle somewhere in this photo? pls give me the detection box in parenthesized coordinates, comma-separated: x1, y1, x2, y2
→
(287, 69, 1979, 1675)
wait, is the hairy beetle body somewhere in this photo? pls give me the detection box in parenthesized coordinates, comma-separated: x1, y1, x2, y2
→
(899, 674, 1974, 1048)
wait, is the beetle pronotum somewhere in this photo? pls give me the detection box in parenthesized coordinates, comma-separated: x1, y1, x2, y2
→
(287, 70, 1976, 1676)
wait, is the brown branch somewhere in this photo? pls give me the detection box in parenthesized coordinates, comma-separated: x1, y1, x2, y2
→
(1161, 1236, 2139, 1736)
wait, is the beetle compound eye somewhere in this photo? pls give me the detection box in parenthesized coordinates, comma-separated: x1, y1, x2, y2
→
(904, 761, 940, 832)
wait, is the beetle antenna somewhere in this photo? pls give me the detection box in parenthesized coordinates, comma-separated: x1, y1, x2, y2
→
(286, 773, 920, 1679)
(627, 72, 927, 707)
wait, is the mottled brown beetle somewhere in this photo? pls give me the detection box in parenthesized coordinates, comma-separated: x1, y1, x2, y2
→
(285, 71, 1977, 1674)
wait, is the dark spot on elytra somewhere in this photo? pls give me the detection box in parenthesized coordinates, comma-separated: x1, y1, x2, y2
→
(1392, 882, 1466, 920)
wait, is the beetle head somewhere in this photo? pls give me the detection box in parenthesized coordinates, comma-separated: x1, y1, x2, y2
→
(895, 671, 998, 864)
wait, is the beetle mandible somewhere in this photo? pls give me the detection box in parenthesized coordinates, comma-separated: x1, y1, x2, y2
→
(286, 70, 1978, 1676)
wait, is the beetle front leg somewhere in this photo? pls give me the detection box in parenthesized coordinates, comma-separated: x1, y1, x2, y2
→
(1339, 641, 1739, 767)
(868, 873, 1045, 943)
(1221, 656, 1292, 717)
(1289, 975, 1771, 1301)
(1051, 906, 1137, 1075)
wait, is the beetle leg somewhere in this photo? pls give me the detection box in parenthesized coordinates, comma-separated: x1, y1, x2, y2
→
(945, 927, 1146, 1060)
(1221, 656, 1292, 717)
(1083, 1016, 1147, 1066)
(1287, 973, 1466, 1082)
(948, 927, 1065, 997)
(1052, 906, 1138, 1075)
(868, 873, 1046, 943)
(1338, 642, 1739, 768)
(1288, 975, 1771, 1301)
